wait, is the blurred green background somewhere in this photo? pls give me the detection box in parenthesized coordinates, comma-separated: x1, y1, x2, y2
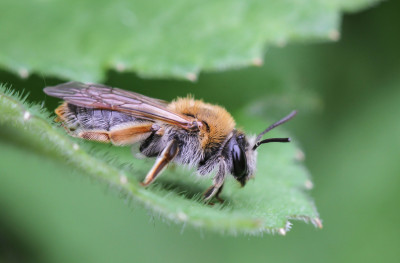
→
(1, 1, 400, 263)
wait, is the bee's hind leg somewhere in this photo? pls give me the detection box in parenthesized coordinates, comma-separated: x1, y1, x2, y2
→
(203, 161, 226, 203)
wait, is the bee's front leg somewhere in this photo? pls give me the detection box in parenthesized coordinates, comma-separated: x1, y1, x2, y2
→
(203, 160, 226, 203)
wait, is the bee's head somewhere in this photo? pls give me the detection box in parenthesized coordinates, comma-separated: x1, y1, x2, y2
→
(225, 111, 297, 186)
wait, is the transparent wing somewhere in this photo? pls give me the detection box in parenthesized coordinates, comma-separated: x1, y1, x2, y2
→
(44, 82, 200, 131)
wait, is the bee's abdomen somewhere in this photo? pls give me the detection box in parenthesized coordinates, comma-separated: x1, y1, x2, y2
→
(55, 102, 141, 131)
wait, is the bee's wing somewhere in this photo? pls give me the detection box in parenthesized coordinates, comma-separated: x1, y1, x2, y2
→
(44, 82, 200, 130)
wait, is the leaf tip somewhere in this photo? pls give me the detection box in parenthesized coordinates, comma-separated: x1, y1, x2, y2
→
(186, 73, 198, 82)
(252, 57, 264, 67)
(295, 149, 306, 161)
(312, 218, 323, 229)
(328, 30, 340, 41)
(114, 62, 127, 72)
(120, 174, 128, 185)
(305, 180, 314, 190)
(18, 68, 30, 79)
(277, 39, 287, 48)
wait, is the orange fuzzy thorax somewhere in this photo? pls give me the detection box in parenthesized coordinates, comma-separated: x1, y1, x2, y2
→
(168, 97, 235, 149)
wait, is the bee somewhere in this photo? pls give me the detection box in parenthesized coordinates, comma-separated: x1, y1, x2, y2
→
(44, 82, 297, 202)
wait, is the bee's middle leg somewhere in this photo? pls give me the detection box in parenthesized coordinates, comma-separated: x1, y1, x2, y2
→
(141, 139, 179, 186)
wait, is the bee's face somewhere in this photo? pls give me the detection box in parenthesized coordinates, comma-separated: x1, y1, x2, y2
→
(223, 131, 257, 186)
(226, 110, 297, 187)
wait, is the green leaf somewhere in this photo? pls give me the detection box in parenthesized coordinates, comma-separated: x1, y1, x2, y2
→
(0, 0, 381, 82)
(329, 0, 381, 12)
(0, 84, 320, 235)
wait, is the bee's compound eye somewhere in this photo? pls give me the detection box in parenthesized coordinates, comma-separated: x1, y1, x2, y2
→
(231, 144, 248, 185)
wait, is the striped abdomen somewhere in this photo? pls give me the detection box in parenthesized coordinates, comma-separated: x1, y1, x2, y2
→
(55, 102, 154, 145)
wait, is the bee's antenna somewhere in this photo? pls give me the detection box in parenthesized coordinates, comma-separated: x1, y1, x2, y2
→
(253, 137, 291, 150)
(253, 110, 297, 150)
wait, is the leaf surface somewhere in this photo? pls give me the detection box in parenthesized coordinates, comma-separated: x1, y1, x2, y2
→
(0, 0, 381, 81)
(0, 85, 321, 234)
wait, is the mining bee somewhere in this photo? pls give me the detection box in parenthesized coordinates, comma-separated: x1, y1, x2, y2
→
(44, 82, 296, 202)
